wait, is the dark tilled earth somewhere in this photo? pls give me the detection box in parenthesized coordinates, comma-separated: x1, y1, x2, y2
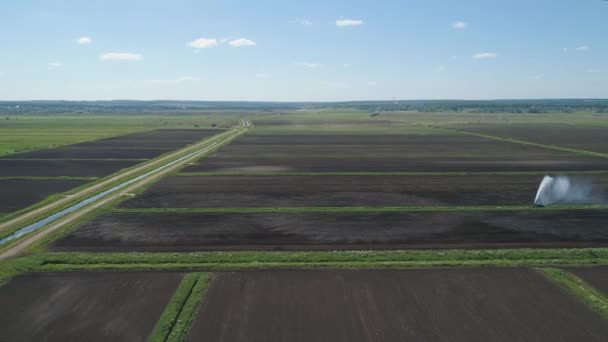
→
(52, 210, 608, 252)
(184, 132, 608, 172)
(563, 266, 608, 295)
(184, 155, 608, 173)
(0, 178, 90, 213)
(455, 123, 608, 154)
(119, 174, 608, 208)
(0, 159, 140, 177)
(0, 272, 184, 342)
(3, 147, 174, 160)
(2, 128, 224, 160)
(186, 269, 608, 342)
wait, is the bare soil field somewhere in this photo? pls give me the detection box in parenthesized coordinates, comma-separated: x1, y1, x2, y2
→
(564, 266, 608, 294)
(185, 155, 608, 173)
(120, 174, 608, 208)
(0, 159, 140, 177)
(186, 269, 608, 342)
(6, 147, 174, 160)
(0, 178, 90, 213)
(52, 210, 608, 252)
(0, 271, 184, 342)
(252, 119, 395, 126)
(455, 123, 608, 153)
(73, 140, 204, 149)
(90, 128, 221, 141)
(184, 132, 608, 172)
(3, 129, 223, 160)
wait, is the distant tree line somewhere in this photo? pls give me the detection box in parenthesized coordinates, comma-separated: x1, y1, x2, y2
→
(1, 99, 607, 115)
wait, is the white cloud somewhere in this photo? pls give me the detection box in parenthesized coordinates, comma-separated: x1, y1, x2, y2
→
(367, 81, 377, 86)
(290, 18, 312, 26)
(472, 52, 497, 59)
(188, 38, 218, 49)
(75, 36, 92, 45)
(575, 45, 589, 52)
(435, 65, 446, 72)
(452, 21, 467, 29)
(255, 73, 270, 78)
(336, 19, 363, 27)
(100, 52, 143, 61)
(297, 62, 323, 69)
(229, 38, 256, 47)
(342, 63, 352, 68)
(563, 47, 569, 53)
(47, 61, 62, 69)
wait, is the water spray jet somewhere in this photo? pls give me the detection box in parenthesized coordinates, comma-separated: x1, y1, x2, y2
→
(533, 175, 599, 207)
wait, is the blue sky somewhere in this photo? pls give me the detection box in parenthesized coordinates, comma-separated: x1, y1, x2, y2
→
(0, 0, 606, 101)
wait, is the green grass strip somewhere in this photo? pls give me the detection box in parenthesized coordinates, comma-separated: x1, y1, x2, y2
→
(148, 273, 202, 342)
(2, 249, 608, 286)
(114, 204, 608, 214)
(167, 273, 209, 342)
(33, 248, 608, 268)
(457, 130, 608, 159)
(177, 170, 608, 176)
(540, 268, 608, 320)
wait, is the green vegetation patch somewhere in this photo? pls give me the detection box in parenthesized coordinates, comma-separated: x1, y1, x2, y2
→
(149, 273, 208, 342)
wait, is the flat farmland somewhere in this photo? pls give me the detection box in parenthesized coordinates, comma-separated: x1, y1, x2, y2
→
(186, 269, 608, 342)
(563, 266, 608, 294)
(3, 147, 174, 160)
(120, 173, 608, 208)
(0, 159, 140, 177)
(0, 178, 90, 213)
(455, 123, 608, 154)
(52, 210, 608, 251)
(0, 128, 225, 216)
(184, 133, 608, 172)
(2, 128, 223, 161)
(0, 271, 184, 341)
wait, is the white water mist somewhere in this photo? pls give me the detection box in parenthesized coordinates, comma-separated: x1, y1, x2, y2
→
(533, 175, 599, 206)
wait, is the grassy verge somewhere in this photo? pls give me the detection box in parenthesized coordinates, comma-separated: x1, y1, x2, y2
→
(2, 248, 607, 286)
(167, 273, 209, 341)
(148, 273, 207, 342)
(32, 248, 608, 269)
(540, 268, 608, 319)
(113, 204, 608, 214)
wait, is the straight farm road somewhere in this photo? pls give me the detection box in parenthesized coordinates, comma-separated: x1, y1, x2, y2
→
(0, 123, 249, 260)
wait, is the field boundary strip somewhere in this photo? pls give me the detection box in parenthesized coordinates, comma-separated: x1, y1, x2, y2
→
(148, 273, 209, 342)
(2, 249, 608, 288)
(0, 128, 238, 235)
(454, 130, 608, 160)
(539, 268, 608, 320)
